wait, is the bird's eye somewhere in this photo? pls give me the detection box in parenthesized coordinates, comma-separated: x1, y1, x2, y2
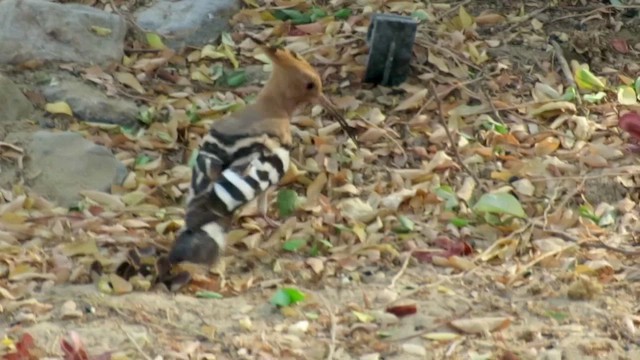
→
(306, 82, 315, 90)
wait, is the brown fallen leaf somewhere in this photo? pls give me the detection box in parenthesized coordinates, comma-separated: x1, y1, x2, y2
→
(450, 316, 512, 334)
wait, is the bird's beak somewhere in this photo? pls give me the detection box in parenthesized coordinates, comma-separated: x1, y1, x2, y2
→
(318, 93, 358, 145)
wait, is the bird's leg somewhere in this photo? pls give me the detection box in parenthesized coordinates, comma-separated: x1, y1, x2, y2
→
(257, 188, 281, 228)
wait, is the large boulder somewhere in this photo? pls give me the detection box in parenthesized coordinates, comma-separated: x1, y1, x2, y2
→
(135, 0, 240, 50)
(0, 74, 33, 122)
(41, 79, 139, 127)
(0, 0, 127, 65)
(4, 131, 128, 207)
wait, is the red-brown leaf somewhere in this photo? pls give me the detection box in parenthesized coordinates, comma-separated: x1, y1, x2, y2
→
(619, 112, 640, 140)
(385, 304, 417, 317)
(611, 38, 630, 54)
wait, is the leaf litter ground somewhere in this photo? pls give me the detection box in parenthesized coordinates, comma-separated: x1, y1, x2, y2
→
(3, 1, 640, 359)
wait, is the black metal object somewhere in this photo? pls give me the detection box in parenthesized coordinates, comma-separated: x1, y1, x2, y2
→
(364, 13, 418, 87)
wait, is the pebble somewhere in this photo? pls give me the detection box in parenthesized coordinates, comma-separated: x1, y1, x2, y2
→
(359, 354, 380, 360)
(287, 320, 309, 335)
(402, 343, 427, 357)
(60, 300, 83, 319)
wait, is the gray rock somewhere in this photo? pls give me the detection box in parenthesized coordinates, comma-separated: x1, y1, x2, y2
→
(135, 0, 240, 50)
(7, 131, 128, 207)
(42, 79, 139, 126)
(0, 0, 126, 65)
(0, 74, 33, 122)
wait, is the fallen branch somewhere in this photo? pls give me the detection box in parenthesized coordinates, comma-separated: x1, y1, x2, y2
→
(550, 38, 582, 107)
(428, 81, 488, 192)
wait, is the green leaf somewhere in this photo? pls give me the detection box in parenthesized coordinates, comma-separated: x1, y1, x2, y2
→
(305, 312, 319, 320)
(274, 9, 312, 24)
(334, 8, 352, 20)
(634, 77, 640, 97)
(561, 86, 577, 101)
(574, 67, 606, 91)
(582, 91, 606, 104)
(156, 131, 173, 143)
(545, 310, 569, 321)
(188, 149, 199, 168)
(271, 287, 306, 307)
(618, 86, 637, 105)
(135, 154, 152, 166)
(209, 63, 225, 82)
(187, 105, 201, 123)
(579, 205, 599, 222)
(137, 108, 155, 124)
(309, 7, 327, 22)
(195, 291, 224, 299)
(450, 217, 469, 228)
(310, 238, 332, 256)
(225, 70, 247, 87)
(473, 192, 526, 218)
(482, 118, 508, 134)
(119, 125, 136, 135)
(435, 186, 459, 210)
(277, 189, 298, 218)
(317, 239, 333, 248)
(393, 215, 414, 233)
(283, 238, 306, 252)
(145, 32, 166, 50)
(411, 9, 429, 22)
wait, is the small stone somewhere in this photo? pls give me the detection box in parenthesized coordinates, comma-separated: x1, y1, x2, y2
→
(60, 300, 83, 319)
(538, 349, 562, 360)
(370, 310, 400, 325)
(360, 354, 380, 360)
(374, 288, 398, 305)
(238, 316, 252, 330)
(287, 320, 309, 335)
(109, 273, 133, 295)
(401, 343, 427, 357)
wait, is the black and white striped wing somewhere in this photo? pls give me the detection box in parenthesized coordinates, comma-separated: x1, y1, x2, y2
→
(168, 139, 291, 265)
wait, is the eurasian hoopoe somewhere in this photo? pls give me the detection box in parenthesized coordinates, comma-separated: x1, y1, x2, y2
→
(168, 34, 357, 265)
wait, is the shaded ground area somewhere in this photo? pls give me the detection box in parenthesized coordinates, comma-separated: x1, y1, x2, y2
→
(3, 1, 640, 359)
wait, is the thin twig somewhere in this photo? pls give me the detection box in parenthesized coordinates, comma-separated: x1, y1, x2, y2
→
(118, 322, 153, 360)
(550, 39, 582, 106)
(317, 293, 337, 360)
(481, 87, 504, 123)
(503, 6, 552, 34)
(356, 114, 407, 165)
(548, 5, 614, 23)
(415, 77, 486, 118)
(434, 0, 472, 22)
(428, 81, 488, 192)
(388, 251, 412, 289)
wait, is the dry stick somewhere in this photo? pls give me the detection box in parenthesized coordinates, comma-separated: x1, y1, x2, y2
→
(304, 290, 338, 360)
(117, 322, 153, 360)
(428, 81, 488, 193)
(550, 39, 582, 107)
(388, 250, 413, 289)
(503, 5, 552, 34)
(548, 5, 616, 23)
(434, 0, 472, 22)
(415, 77, 486, 118)
(481, 87, 504, 123)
